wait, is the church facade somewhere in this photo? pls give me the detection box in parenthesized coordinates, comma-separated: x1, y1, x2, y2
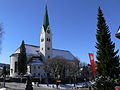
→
(10, 6, 76, 77)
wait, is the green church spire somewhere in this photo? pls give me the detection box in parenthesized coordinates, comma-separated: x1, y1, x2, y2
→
(43, 5, 49, 31)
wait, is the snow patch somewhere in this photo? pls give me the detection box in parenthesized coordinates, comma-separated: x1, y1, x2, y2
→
(52, 49, 75, 60)
(0, 88, 6, 90)
(14, 44, 76, 60)
(35, 84, 75, 89)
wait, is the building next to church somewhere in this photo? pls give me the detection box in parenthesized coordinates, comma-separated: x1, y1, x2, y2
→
(10, 6, 76, 77)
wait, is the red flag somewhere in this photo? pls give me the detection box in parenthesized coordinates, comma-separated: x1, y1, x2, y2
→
(88, 53, 96, 76)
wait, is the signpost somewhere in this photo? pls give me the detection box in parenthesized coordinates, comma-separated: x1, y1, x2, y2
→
(56, 80, 61, 88)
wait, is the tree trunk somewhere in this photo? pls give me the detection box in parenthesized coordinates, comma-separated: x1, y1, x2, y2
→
(3, 75, 6, 87)
(74, 76, 76, 87)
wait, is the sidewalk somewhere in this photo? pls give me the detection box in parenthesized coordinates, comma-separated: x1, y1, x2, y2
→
(1, 82, 93, 90)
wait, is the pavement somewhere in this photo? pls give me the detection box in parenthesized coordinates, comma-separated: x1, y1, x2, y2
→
(0, 82, 92, 90)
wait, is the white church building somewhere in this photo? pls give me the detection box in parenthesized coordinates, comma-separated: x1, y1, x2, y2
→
(10, 6, 76, 77)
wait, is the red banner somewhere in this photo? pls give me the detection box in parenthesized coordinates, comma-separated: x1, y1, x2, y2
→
(88, 53, 96, 76)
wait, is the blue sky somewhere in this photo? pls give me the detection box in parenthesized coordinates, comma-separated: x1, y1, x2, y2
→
(0, 0, 120, 64)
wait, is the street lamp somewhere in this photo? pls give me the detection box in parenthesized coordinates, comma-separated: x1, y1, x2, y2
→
(24, 73, 33, 90)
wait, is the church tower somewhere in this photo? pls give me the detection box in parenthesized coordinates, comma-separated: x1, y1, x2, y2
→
(40, 6, 52, 61)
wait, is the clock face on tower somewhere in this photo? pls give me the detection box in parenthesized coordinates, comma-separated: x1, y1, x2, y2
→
(47, 30, 50, 34)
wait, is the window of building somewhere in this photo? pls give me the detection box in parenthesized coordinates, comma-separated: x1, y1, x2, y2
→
(47, 38, 51, 42)
(49, 38, 50, 42)
(15, 62, 17, 72)
(34, 73, 36, 76)
(36, 50, 39, 54)
(41, 39, 44, 42)
(42, 48, 43, 50)
(48, 56, 50, 59)
(47, 30, 50, 34)
(44, 73, 46, 77)
(47, 47, 50, 50)
(34, 66, 36, 69)
(11, 69, 13, 74)
(38, 73, 40, 76)
(38, 66, 40, 69)
(47, 38, 49, 41)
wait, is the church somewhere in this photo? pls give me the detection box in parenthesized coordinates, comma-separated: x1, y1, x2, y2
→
(10, 6, 76, 77)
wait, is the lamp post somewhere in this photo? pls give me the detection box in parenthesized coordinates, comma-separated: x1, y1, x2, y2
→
(24, 73, 33, 90)
(56, 75, 60, 89)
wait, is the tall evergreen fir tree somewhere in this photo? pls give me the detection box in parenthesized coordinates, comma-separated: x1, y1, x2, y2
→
(95, 7, 120, 90)
(2, 66, 7, 87)
(18, 40, 27, 75)
(2, 66, 7, 75)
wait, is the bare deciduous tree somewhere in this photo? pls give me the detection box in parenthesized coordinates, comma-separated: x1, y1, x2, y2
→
(67, 59, 80, 86)
(0, 24, 3, 54)
(44, 56, 81, 86)
(44, 56, 68, 79)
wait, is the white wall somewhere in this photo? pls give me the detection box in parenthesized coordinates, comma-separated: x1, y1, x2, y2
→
(40, 26, 52, 61)
(28, 64, 45, 77)
(10, 55, 18, 77)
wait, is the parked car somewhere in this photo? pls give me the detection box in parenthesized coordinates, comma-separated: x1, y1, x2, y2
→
(76, 82, 90, 88)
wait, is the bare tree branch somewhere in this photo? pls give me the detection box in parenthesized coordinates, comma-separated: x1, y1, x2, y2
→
(0, 24, 3, 54)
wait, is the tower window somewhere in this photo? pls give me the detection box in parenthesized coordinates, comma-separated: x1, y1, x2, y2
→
(47, 30, 50, 34)
(47, 47, 50, 50)
(15, 62, 17, 72)
(49, 38, 50, 42)
(41, 39, 44, 42)
(47, 38, 50, 42)
(42, 48, 43, 50)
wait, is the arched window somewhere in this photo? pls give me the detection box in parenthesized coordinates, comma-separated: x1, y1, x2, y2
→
(15, 62, 17, 72)
(41, 39, 44, 42)
(47, 38, 50, 42)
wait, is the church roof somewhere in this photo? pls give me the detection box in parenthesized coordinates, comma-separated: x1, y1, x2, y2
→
(13, 44, 40, 56)
(11, 44, 76, 60)
(43, 5, 49, 31)
(28, 56, 43, 65)
(52, 49, 76, 60)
